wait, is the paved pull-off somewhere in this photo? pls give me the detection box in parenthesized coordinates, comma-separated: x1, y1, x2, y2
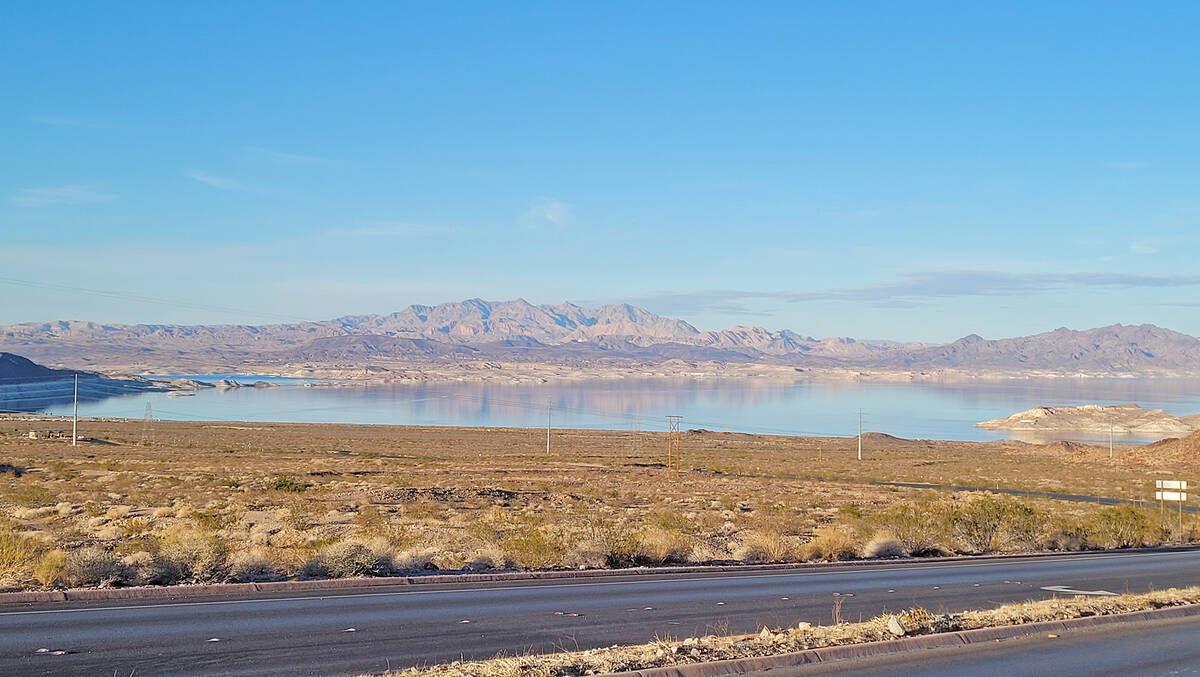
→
(3, 550, 1199, 676)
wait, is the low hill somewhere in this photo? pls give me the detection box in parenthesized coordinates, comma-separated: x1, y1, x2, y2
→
(0, 352, 74, 381)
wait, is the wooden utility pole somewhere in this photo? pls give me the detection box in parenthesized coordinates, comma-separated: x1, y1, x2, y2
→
(71, 374, 78, 446)
(857, 408, 863, 461)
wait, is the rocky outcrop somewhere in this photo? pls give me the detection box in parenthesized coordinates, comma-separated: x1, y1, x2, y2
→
(978, 404, 1200, 436)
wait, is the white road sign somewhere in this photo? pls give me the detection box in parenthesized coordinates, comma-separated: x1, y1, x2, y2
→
(1156, 480, 1188, 490)
(1156, 491, 1187, 502)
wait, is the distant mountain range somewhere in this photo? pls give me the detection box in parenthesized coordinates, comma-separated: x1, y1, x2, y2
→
(2, 298, 1199, 378)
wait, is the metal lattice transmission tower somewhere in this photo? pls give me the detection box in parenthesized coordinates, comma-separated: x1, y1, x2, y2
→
(666, 415, 683, 477)
(141, 402, 155, 446)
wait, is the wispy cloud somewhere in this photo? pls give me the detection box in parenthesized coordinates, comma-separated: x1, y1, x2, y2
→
(521, 198, 572, 227)
(620, 290, 780, 317)
(187, 169, 254, 192)
(30, 116, 124, 129)
(1129, 240, 1158, 255)
(12, 185, 118, 207)
(243, 147, 332, 166)
(322, 222, 463, 238)
(631, 271, 1200, 314)
(803, 271, 1200, 305)
(1103, 160, 1150, 171)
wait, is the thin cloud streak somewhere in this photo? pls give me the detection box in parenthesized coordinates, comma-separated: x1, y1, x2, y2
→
(321, 222, 464, 238)
(631, 271, 1200, 314)
(243, 147, 332, 166)
(30, 116, 124, 129)
(12, 185, 118, 206)
(186, 169, 254, 192)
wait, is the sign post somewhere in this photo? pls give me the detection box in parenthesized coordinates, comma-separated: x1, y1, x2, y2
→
(1155, 480, 1188, 542)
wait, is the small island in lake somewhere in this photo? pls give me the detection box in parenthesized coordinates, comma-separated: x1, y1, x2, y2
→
(978, 403, 1200, 436)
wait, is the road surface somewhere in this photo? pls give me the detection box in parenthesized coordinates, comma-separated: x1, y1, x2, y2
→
(768, 612, 1200, 677)
(3, 549, 1199, 676)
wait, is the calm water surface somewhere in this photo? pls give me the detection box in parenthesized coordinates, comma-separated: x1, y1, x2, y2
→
(8, 375, 1200, 443)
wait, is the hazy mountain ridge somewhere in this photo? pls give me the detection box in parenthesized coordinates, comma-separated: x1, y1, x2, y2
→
(2, 300, 1198, 377)
(869, 324, 1200, 372)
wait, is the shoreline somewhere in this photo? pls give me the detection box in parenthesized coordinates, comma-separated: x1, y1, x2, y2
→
(8, 357, 1200, 385)
(0, 412, 1179, 447)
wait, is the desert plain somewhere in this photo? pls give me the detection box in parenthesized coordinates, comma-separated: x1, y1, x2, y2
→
(2, 416, 1198, 592)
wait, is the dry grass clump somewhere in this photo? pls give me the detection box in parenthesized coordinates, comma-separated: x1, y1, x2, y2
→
(867, 499, 953, 556)
(227, 548, 283, 582)
(155, 526, 229, 583)
(802, 527, 859, 562)
(394, 546, 441, 571)
(580, 518, 640, 568)
(0, 528, 46, 584)
(634, 527, 692, 564)
(301, 541, 394, 579)
(860, 531, 908, 559)
(383, 587, 1200, 677)
(500, 523, 568, 570)
(1085, 504, 1160, 549)
(858, 493, 1056, 556)
(949, 496, 1038, 553)
(468, 544, 516, 570)
(33, 549, 67, 586)
(733, 529, 796, 563)
(63, 548, 129, 587)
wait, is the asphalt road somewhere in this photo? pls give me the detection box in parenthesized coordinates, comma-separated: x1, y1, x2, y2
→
(3, 549, 1199, 676)
(771, 612, 1200, 677)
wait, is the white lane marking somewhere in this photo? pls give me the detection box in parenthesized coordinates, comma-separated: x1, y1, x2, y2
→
(0, 550, 1187, 618)
(1041, 585, 1118, 596)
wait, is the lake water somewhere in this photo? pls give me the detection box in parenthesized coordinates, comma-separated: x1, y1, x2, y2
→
(7, 374, 1200, 444)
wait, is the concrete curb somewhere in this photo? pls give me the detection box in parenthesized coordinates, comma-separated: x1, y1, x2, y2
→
(605, 603, 1200, 677)
(2, 545, 1197, 606)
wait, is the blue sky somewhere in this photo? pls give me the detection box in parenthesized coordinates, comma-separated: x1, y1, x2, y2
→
(3, 2, 1199, 342)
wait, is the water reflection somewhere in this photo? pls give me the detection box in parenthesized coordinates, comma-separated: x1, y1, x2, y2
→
(8, 376, 1200, 444)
